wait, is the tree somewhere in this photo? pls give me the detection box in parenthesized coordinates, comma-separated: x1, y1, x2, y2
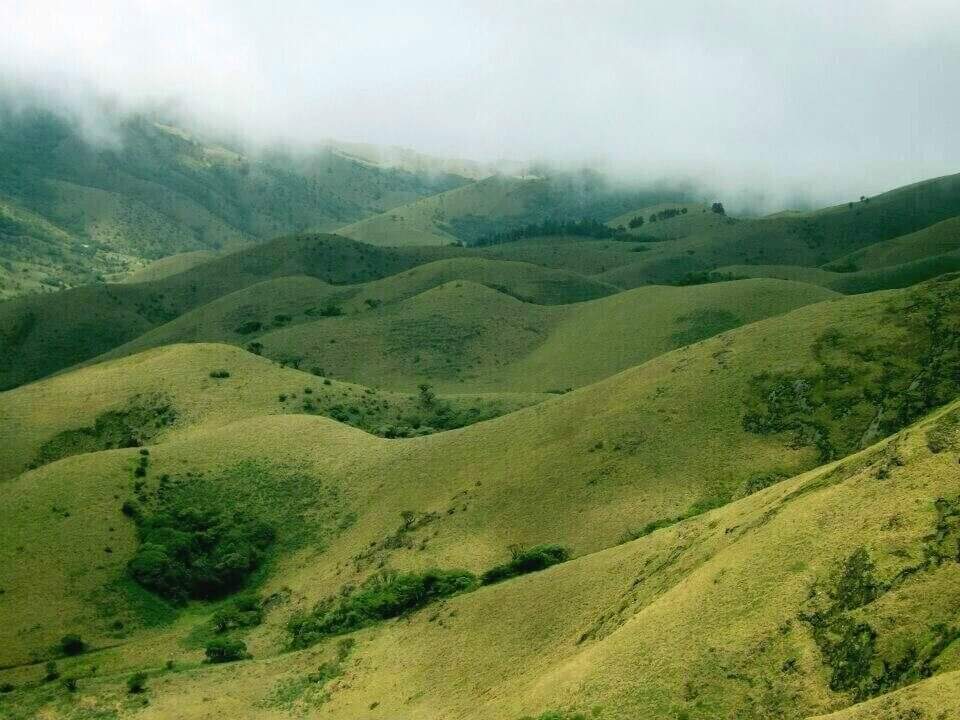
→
(711, 202, 726, 215)
(59, 634, 86, 656)
(127, 671, 148, 694)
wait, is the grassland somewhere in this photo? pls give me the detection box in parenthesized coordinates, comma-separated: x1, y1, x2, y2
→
(3, 275, 960, 718)
(3, 166, 960, 719)
(251, 277, 836, 392)
(598, 173, 960, 288)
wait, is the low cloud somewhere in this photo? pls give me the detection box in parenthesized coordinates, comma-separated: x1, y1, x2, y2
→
(4, 0, 960, 211)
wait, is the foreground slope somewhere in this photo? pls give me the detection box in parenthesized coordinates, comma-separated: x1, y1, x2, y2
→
(3, 328, 960, 718)
(2, 275, 957, 667)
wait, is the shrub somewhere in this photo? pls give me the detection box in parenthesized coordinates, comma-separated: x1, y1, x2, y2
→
(205, 638, 248, 663)
(127, 506, 275, 602)
(234, 321, 262, 335)
(212, 593, 263, 632)
(481, 545, 571, 585)
(318, 302, 343, 317)
(0, 682, 13, 693)
(62, 677, 78, 692)
(59, 634, 86, 656)
(209, 369, 230, 379)
(44, 661, 59, 682)
(127, 671, 147, 694)
(288, 569, 477, 648)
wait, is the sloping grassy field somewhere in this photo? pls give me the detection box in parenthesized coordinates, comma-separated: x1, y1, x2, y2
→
(2, 303, 960, 717)
(252, 277, 836, 391)
(0, 342, 544, 481)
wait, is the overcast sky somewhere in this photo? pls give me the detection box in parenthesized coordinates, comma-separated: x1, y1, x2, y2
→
(4, 0, 960, 206)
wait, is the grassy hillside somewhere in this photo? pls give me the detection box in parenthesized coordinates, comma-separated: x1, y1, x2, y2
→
(336, 176, 561, 247)
(89, 257, 618, 366)
(2, 275, 960, 717)
(253, 278, 836, 391)
(829, 214, 960, 271)
(718, 248, 960, 294)
(336, 172, 672, 247)
(599, 173, 960, 287)
(118, 251, 218, 284)
(0, 108, 467, 296)
(0, 235, 463, 389)
(608, 202, 733, 240)
(0, 342, 545, 481)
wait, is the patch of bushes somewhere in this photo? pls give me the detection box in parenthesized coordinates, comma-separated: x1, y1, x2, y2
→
(746, 282, 960, 462)
(127, 504, 275, 603)
(30, 393, 176, 470)
(127, 671, 147, 694)
(235, 320, 262, 335)
(473, 217, 620, 246)
(209, 369, 230, 379)
(673, 270, 746, 286)
(59, 633, 86, 656)
(212, 593, 263, 633)
(287, 568, 477, 648)
(481, 545, 570, 585)
(205, 638, 248, 663)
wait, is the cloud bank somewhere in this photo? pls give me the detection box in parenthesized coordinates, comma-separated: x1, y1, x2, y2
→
(4, 0, 960, 207)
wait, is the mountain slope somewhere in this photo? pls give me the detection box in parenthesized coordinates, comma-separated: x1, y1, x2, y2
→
(253, 277, 837, 391)
(599, 173, 960, 287)
(3, 277, 960, 718)
(0, 108, 468, 296)
(0, 235, 461, 389)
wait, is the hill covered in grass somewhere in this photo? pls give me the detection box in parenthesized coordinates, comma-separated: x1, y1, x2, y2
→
(599, 173, 960, 288)
(0, 342, 545, 481)
(336, 171, 673, 247)
(0, 235, 465, 389)
(250, 277, 837, 391)
(2, 274, 960, 718)
(0, 107, 469, 297)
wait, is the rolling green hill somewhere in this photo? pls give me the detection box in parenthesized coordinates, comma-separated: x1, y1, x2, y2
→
(0, 235, 463, 389)
(608, 201, 734, 240)
(2, 274, 960, 718)
(250, 277, 836, 392)
(599, 173, 960, 288)
(0, 342, 545, 481)
(87, 257, 619, 366)
(336, 172, 672, 247)
(0, 108, 468, 297)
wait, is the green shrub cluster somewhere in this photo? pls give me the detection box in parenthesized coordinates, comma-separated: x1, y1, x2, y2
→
(287, 569, 477, 648)
(127, 505, 275, 602)
(212, 593, 263, 633)
(481, 545, 570, 585)
(59, 634, 86, 656)
(204, 638, 248, 663)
